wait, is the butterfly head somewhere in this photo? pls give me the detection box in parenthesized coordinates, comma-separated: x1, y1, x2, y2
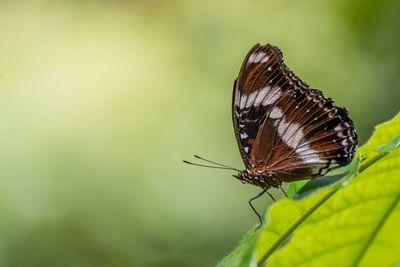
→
(233, 170, 249, 184)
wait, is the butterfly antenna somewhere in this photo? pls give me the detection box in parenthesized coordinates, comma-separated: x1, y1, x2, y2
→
(193, 155, 240, 171)
(182, 160, 238, 171)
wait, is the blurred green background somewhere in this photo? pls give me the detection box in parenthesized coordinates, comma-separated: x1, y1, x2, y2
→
(0, 1, 399, 266)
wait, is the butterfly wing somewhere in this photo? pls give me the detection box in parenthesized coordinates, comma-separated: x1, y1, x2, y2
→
(232, 44, 357, 182)
(232, 44, 287, 168)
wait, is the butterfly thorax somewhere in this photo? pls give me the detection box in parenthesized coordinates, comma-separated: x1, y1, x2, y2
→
(236, 169, 282, 189)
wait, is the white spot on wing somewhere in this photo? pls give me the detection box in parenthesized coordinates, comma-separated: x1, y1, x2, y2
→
(303, 156, 324, 165)
(249, 51, 267, 63)
(260, 55, 270, 63)
(272, 108, 321, 164)
(254, 86, 270, 106)
(270, 107, 283, 119)
(334, 125, 343, 131)
(244, 147, 249, 153)
(240, 95, 248, 109)
(262, 86, 281, 106)
(278, 122, 303, 148)
(240, 133, 248, 139)
(298, 144, 321, 161)
(245, 91, 258, 108)
(234, 88, 240, 107)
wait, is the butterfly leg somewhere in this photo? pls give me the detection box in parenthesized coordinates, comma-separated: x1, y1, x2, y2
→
(279, 186, 288, 198)
(266, 191, 276, 202)
(248, 188, 273, 225)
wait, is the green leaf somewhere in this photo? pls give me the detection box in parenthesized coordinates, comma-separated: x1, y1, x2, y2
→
(253, 193, 334, 264)
(218, 159, 362, 267)
(252, 159, 361, 266)
(376, 135, 400, 154)
(217, 112, 400, 267)
(267, 145, 400, 267)
(360, 112, 400, 158)
(286, 180, 307, 198)
(217, 227, 259, 267)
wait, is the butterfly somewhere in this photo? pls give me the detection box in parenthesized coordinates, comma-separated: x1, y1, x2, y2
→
(231, 44, 357, 191)
(185, 44, 357, 223)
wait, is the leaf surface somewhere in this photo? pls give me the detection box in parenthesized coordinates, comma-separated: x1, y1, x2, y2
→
(217, 113, 400, 267)
(267, 146, 400, 267)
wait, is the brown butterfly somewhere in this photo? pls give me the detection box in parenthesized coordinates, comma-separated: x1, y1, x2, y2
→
(185, 44, 357, 223)
(232, 44, 357, 186)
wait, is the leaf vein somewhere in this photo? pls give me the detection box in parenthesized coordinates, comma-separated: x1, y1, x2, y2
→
(351, 191, 400, 266)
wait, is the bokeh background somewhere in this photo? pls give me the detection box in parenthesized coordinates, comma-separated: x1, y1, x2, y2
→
(0, 1, 399, 266)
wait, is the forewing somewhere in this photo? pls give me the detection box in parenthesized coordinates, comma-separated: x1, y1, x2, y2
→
(232, 44, 290, 168)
